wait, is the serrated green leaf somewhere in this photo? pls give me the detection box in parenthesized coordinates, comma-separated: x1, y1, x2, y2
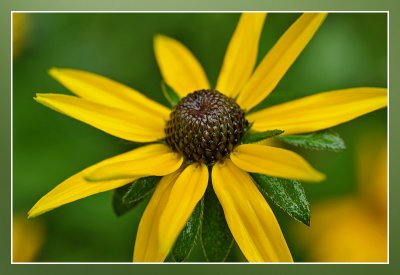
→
(112, 176, 160, 216)
(277, 129, 346, 151)
(112, 184, 132, 216)
(201, 185, 234, 262)
(242, 129, 284, 144)
(251, 173, 310, 226)
(161, 81, 180, 107)
(122, 176, 160, 204)
(171, 199, 204, 262)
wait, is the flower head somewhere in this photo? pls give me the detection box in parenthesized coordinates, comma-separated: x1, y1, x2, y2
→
(28, 13, 387, 262)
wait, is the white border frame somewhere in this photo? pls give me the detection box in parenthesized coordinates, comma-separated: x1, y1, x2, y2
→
(10, 10, 390, 265)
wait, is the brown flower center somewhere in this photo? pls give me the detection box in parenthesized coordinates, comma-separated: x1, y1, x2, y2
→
(165, 89, 248, 165)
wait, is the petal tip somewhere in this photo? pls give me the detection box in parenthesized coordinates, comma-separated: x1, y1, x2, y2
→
(153, 33, 165, 39)
(27, 207, 39, 219)
(27, 211, 34, 219)
(33, 94, 45, 103)
(309, 170, 326, 183)
(48, 67, 61, 78)
(33, 93, 55, 107)
(153, 34, 170, 45)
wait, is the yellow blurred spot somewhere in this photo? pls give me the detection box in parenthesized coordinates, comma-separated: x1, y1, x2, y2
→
(291, 136, 387, 262)
(307, 198, 386, 262)
(13, 13, 30, 58)
(13, 214, 45, 262)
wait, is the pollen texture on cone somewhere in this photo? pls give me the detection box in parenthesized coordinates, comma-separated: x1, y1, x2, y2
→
(165, 89, 248, 165)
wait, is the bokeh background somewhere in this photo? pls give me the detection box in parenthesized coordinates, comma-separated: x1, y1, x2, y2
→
(12, 13, 387, 262)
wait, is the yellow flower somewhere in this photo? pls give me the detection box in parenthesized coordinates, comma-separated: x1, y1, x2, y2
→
(28, 13, 387, 262)
(291, 137, 387, 262)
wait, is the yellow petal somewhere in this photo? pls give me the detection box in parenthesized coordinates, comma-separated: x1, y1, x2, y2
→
(27, 147, 157, 218)
(134, 164, 208, 262)
(49, 68, 170, 120)
(231, 144, 325, 182)
(212, 159, 293, 262)
(158, 163, 208, 256)
(247, 87, 387, 135)
(133, 172, 178, 262)
(35, 93, 166, 142)
(237, 13, 327, 110)
(86, 144, 183, 181)
(216, 13, 266, 97)
(154, 34, 210, 98)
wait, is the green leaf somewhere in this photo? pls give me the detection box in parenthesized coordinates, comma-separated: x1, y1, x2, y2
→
(242, 129, 284, 144)
(277, 129, 346, 151)
(251, 173, 310, 226)
(112, 185, 133, 216)
(122, 176, 160, 204)
(161, 81, 180, 107)
(112, 176, 160, 216)
(171, 199, 204, 262)
(201, 185, 234, 262)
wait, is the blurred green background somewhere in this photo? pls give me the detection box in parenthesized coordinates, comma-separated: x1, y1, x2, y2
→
(13, 13, 387, 262)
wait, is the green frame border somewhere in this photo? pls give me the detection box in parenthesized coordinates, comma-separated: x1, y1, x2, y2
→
(1, 0, 398, 274)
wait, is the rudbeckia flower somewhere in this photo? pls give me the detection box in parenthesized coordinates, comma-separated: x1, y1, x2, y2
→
(28, 13, 387, 262)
